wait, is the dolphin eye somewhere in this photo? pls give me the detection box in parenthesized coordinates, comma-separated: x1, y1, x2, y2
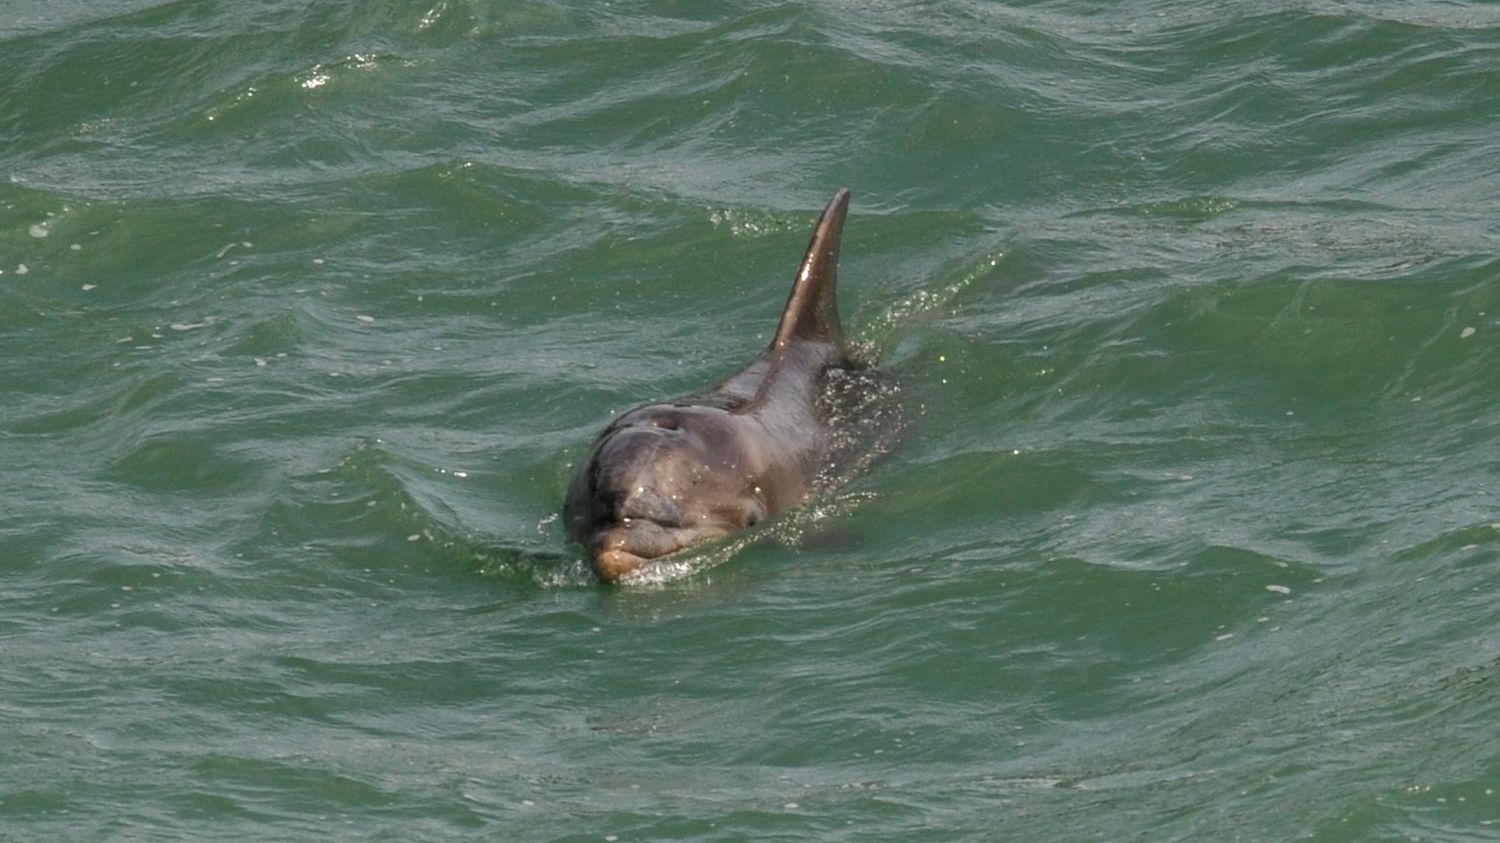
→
(650, 414, 681, 430)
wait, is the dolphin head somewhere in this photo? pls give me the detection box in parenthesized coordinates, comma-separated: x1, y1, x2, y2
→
(564, 403, 773, 581)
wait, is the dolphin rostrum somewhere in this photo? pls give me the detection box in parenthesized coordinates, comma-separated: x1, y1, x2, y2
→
(565, 188, 863, 582)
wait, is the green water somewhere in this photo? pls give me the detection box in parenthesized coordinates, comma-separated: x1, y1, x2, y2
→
(4, 1, 1500, 840)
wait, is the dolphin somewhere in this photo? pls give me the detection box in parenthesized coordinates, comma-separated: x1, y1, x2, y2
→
(565, 188, 863, 582)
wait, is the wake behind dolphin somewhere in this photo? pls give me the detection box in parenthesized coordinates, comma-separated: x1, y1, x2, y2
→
(564, 189, 887, 582)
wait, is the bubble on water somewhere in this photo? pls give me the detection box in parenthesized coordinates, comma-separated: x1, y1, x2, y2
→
(706, 206, 805, 238)
(29, 222, 49, 238)
(1461, 326, 1476, 339)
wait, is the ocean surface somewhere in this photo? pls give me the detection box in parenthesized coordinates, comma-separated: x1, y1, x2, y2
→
(4, 1, 1500, 840)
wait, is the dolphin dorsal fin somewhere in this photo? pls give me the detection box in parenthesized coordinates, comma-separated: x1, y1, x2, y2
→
(767, 189, 850, 354)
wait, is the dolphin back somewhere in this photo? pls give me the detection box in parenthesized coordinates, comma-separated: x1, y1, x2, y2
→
(706, 189, 857, 408)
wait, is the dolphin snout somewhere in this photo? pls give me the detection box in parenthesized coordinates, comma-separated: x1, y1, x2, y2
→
(591, 521, 674, 582)
(589, 519, 728, 582)
(594, 546, 649, 582)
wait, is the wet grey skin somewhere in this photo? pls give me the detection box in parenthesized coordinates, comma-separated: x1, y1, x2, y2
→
(565, 188, 859, 582)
